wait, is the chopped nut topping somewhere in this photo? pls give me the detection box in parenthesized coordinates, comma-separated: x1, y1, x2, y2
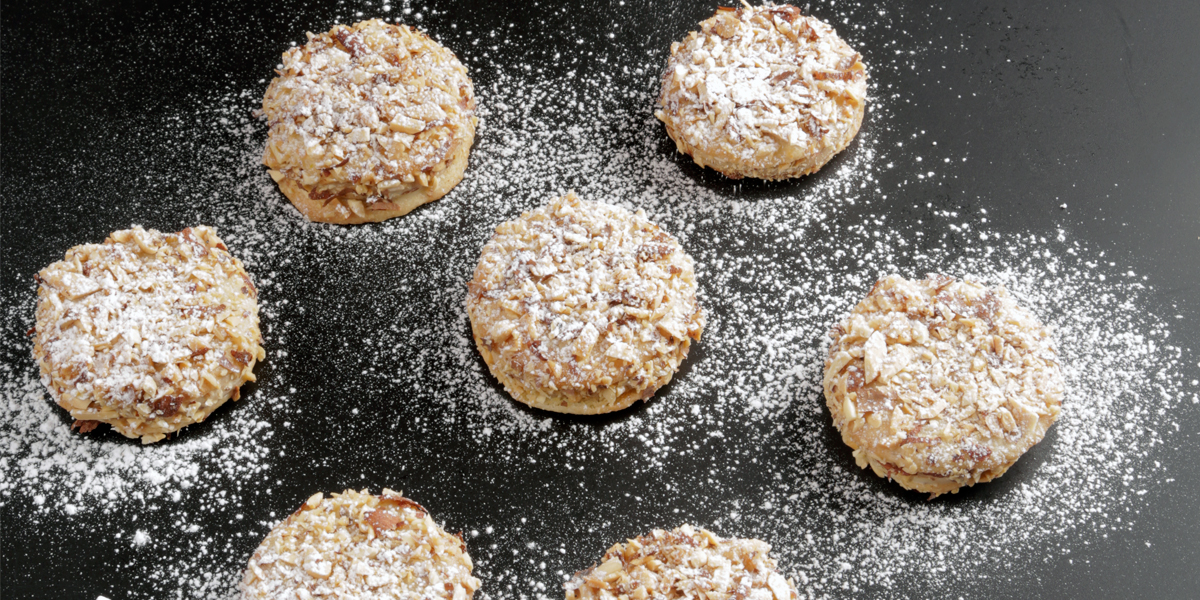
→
(823, 275, 1065, 497)
(240, 489, 480, 599)
(565, 526, 798, 600)
(656, 3, 867, 180)
(466, 192, 704, 414)
(33, 226, 265, 444)
(261, 19, 476, 222)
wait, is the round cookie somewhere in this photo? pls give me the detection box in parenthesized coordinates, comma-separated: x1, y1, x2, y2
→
(261, 19, 476, 224)
(239, 489, 481, 599)
(33, 226, 264, 444)
(465, 192, 704, 415)
(823, 274, 1065, 497)
(565, 524, 798, 600)
(655, 3, 867, 180)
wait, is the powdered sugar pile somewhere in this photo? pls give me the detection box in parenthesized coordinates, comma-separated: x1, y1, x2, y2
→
(1, 1, 1196, 599)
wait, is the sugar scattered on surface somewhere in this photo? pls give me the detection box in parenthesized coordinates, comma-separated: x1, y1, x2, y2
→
(1, 1, 1196, 599)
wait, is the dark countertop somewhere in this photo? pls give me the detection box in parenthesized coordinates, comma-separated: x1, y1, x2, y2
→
(3, 1, 1198, 598)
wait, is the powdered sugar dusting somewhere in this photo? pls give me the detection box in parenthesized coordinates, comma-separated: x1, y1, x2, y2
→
(1, 1, 1196, 598)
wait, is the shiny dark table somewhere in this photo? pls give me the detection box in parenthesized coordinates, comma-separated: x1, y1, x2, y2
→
(3, 1, 1198, 598)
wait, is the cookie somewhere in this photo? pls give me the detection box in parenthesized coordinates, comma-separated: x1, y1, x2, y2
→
(655, 3, 867, 180)
(465, 192, 704, 415)
(261, 19, 476, 224)
(240, 489, 481, 599)
(565, 524, 798, 600)
(823, 275, 1065, 497)
(33, 226, 264, 444)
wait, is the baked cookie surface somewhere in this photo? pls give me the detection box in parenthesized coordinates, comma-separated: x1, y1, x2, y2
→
(655, 3, 867, 180)
(565, 524, 797, 600)
(33, 226, 264, 444)
(239, 489, 480, 600)
(465, 192, 704, 415)
(823, 275, 1065, 497)
(261, 19, 476, 224)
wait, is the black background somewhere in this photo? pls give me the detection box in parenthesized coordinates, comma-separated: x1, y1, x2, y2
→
(3, 0, 1198, 598)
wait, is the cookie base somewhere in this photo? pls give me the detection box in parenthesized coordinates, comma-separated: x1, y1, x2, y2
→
(272, 135, 472, 225)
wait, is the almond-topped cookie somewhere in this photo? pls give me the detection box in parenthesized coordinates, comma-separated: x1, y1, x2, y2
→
(239, 489, 480, 599)
(466, 192, 704, 415)
(261, 19, 476, 224)
(565, 525, 798, 600)
(656, 3, 867, 180)
(823, 275, 1065, 497)
(33, 226, 264, 444)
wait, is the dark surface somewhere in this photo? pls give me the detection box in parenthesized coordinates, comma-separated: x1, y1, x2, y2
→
(2, 0, 1199, 598)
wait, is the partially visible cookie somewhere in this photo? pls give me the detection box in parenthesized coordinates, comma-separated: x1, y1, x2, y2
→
(261, 19, 476, 224)
(240, 489, 480, 599)
(565, 524, 797, 600)
(655, 3, 867, 180)
(823, 274, 1065, 497)
(33, 226, 264, 444)
(465, 192, 704, 415)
